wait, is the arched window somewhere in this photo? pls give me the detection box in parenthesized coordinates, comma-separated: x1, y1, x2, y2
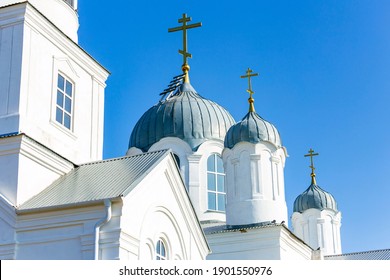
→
(155, 240, 167, 260)
(207, 154, 226, 211)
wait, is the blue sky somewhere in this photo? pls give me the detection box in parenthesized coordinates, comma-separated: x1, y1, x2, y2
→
(77, 1, 390, 254)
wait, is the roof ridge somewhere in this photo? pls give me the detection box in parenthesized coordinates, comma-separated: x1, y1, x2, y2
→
(80, 149, 170, 166)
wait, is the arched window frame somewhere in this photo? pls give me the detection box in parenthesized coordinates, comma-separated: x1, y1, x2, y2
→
(155, 239, 167, 260)
(207, 154, 226, 212)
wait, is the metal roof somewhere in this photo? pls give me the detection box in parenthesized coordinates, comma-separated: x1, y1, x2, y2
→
(325, 248, 390, 260)
(18, 150, 171, 212)
(0, 132, 19, 138)
(224, 111, 282, 149)
(129, 82, 235, 152)
(293, 183, 338, 213)
(203, 221, 285, 235)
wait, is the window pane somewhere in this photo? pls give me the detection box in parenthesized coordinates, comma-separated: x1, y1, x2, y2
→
(207, 155, 215, 171)
(207, 173, 216, 191)
(217, 175, 225, 192)
(208, 192, 216, 210)
(65, 80, 73, 96)
(56, 108, 63, 124)
(65, 97, 72, 113)
(218, 194, 226, 211)
(57, 91, 64, 107)
(57, 74, 65, 90)
(216, 156, 224, 173)
(161, 243, 165, 257)
(64, 113, 71, 129)
(156, 241, 160, 252)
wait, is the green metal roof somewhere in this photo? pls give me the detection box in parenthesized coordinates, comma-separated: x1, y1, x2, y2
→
(18, 150, 171, 212)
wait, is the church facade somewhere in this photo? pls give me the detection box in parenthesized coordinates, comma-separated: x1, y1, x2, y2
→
(0, 0, 347, 260)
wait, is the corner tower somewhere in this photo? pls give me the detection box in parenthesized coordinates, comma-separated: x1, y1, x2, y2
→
(291, 149, 342, 255)
(0, 0, 109, 206)
(223, 68, 288, 226)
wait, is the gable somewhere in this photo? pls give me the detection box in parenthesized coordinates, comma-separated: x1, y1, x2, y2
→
(119, 152, 210, 260)
(17, 150, 171, 212)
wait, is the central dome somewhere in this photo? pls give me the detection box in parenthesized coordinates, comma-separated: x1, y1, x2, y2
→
(129, 82, 235, 152)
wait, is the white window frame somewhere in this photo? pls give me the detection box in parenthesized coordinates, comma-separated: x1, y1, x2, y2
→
(207, 154, 226, 212)
(50, 57, 79, 139)
(55, 72, 74, 131)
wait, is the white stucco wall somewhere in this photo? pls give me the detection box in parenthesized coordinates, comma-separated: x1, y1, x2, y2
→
(0, 196, 16, 259)
(148, 138, 227, 223)
(0, 2, 108, 165)
(223, 141, 288, 226)
(0, 135, 74, 206)
(206, 225, 312, 260)
(0, 0, 79, 42)
(119, 154, 209, 260)
(292, 208, 342, 255)
(15, 204, 111, 260)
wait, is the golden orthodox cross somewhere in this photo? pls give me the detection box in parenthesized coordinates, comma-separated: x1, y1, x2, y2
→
(304, 148, 319, 184)
(240, 68, 259, 112)
(168, 14, 202, 67)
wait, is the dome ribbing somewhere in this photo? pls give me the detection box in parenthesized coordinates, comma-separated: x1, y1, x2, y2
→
(224, 111, 282, 149)
(129, 82, 235, 152)
(293, 183, 338, 213)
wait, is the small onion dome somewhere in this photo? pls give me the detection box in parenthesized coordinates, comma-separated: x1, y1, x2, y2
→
(224, 111, 282, 149)
(129, 82, 236, 152)
(293, 183, 338, 213)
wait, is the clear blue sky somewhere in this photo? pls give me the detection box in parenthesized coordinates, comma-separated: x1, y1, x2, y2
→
(77, 0, 390, 254)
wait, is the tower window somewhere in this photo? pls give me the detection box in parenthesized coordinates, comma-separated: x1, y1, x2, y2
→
(155, 240, 167, 260)
(56, 73, 74, 130)
(207, 154, 226, 211)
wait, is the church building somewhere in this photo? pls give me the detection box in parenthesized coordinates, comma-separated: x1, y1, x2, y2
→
(0, 0, 387, 260)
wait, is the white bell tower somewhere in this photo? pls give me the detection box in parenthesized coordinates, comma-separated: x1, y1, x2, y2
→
(0, 0, 109, 205)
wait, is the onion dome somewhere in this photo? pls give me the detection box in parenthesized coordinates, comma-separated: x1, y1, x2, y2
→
(293, 183, 338, 213)
(293, 149, 338, 213)
(129, 13, 235, 152)
(129, 81, 235, 152)
(224, 67, 281, 149)
(224, 111, 282, 148)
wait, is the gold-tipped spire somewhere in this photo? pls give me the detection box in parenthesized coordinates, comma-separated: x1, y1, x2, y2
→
(168, 13, 202, 83)
(304, 148, 319, 185)
(240, 68, 259, 112)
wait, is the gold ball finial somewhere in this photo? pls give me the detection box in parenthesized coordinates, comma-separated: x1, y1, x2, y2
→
(182, 63, 190, 72)
(182, 63, 190, 83)
(248, 95, 255, 112)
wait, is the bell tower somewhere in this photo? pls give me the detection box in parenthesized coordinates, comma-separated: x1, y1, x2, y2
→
(0, 0, 109, 205)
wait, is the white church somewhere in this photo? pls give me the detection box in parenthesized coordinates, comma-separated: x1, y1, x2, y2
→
(0, 0, 389, 260)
